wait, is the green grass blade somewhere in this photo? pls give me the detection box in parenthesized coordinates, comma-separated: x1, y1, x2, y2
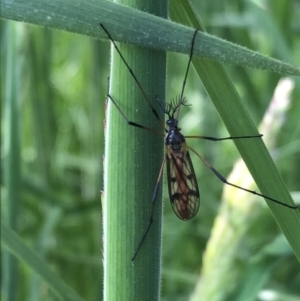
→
(170, 0, 300, 261)
(1, 0, 300, 75)
(103, 1, 167, 300)
(2, 21, 21, 301)
(1, 222, 85, 301)
(192, 78, 298, 300)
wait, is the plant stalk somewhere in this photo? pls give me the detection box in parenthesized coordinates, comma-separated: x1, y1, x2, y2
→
(103, 1, 167, 300)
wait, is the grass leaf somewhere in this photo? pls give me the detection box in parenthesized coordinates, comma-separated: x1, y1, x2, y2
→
(1, 222, 85, 301)
(1, 0, 299, 75)
(170, 0, 300, 263)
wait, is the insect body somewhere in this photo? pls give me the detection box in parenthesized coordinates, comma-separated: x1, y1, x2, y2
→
(165, 100, 200, 220)
(100, 23, 299, 261)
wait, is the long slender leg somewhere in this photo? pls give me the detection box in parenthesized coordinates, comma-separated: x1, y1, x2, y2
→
(179, 29, 199, 105)
(132, 157, 166, 261)
(188, 146, 298, 209)
(108, 95, 164, 137)
(100, 23, 166, 131)
(185, 134, 263, 141)
(176, 29, 199, 119)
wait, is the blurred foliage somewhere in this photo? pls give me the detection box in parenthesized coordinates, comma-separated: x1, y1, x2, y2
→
(1, 0, 300, 300)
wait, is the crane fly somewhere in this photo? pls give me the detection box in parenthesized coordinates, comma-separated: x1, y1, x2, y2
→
(100, 23, 299, 261)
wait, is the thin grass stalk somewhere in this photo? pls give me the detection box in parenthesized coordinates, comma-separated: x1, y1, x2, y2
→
(2, 21, 21, 301)
(103, 0, 167, 300)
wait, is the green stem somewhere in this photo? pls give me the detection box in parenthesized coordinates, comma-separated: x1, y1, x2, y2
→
(103, 1, 167, 300)
(2, 21, 21, 301)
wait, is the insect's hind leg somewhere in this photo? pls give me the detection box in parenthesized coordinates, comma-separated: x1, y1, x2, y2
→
(188, 146, 298, 209)
(132, 157, 166, 261)
(107, 94, 165, 137)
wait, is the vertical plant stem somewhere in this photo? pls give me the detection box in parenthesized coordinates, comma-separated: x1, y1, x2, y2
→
(2, 21, 21, 301)
(103, 1, 167, 300)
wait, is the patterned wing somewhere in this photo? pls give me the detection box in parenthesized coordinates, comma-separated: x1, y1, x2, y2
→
(166, 146, 200, 220)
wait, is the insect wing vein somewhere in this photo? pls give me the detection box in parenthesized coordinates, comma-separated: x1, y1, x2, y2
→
(167, 147, 200, 220)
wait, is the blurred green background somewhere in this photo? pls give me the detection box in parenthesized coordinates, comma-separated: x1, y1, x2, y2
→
(1, 0, 300, 300)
